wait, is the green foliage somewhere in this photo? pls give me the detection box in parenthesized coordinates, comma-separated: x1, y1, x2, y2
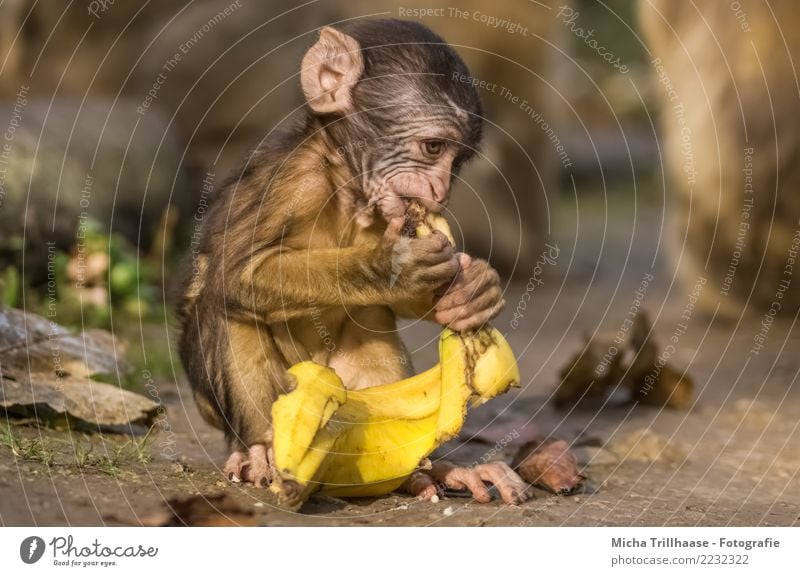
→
(2, 265, 20, 307)
(71, 430, 154, 476)
(25, 218, 165, 330)
(0, 424, 55, 466)
(1, 424, 154, 477)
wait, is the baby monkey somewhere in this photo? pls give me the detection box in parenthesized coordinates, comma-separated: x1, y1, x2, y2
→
(178, 19, 531, 504)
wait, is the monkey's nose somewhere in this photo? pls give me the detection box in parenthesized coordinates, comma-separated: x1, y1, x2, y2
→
(419, 181, 448, 212)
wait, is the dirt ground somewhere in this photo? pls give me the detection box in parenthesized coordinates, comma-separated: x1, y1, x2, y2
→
(1, 197, 799, 526)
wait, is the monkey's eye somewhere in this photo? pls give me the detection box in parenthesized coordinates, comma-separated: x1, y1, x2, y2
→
(422, 140, 446, 157)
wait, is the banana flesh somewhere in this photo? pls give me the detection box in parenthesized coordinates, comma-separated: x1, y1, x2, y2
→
(271, 209, 520, 502)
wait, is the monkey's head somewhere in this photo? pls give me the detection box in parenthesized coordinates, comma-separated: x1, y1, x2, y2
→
(301, 19, 484, 220)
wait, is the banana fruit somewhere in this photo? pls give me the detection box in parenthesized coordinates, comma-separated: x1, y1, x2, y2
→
(271, 208, 520, 502)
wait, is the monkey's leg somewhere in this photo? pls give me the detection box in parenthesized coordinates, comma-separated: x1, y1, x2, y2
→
(216, 320, 291, 489)
(326, 307, 413, 390)
(403, 461, 533, 505)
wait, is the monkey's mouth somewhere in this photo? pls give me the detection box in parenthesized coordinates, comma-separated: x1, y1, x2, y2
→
(371, 191, 407, 220)
(372, 193, 446, 222)
(372, 175, 447, 221)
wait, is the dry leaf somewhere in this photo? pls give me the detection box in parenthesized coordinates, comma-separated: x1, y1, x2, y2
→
(512, 439, 586, 494)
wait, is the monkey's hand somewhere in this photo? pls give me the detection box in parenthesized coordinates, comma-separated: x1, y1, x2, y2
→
(403, 461, 533, 505)
(433, 254, 505, 332)
(381, 217, 460, 298)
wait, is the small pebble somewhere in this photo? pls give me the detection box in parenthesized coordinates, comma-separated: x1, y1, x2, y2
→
(430, 494, 440, 504)
(443, 506, 454, 517)
(574, 497, 581, 503)
(254, 502, 265, 508)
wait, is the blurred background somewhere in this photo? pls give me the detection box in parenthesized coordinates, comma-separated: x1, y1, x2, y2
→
(1, 0, 799, 525)
(3, 0, 798, 327)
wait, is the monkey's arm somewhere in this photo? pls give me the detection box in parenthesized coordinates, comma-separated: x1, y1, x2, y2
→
(215, 209, 458, 323)
(391, 297, 437, 321)
(225, 246, 394, 323)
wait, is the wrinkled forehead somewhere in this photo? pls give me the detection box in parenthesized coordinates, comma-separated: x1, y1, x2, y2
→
(359, 74, 475, 141)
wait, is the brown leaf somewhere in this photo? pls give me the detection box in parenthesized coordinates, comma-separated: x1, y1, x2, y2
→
(512, 439, 586, 494)
(552, 310, 694, 411)
(554, 334, 625, 409)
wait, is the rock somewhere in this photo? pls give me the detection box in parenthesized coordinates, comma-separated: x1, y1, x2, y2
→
(0, 307, 158, 430)
(1, 371, 157, 429)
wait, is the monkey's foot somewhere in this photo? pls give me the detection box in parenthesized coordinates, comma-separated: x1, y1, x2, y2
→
(403, 461, 533, 505)
(223, 444, 275, 488)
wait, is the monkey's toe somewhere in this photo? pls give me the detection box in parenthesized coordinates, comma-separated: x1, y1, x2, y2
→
(223, 451, 246, 483)
(245, 444, 271, 488)
(474, 462, 534, 505)
(223, 444, 273, 487)
(426, 461, 533, 504)
(402, 470, 440, 500)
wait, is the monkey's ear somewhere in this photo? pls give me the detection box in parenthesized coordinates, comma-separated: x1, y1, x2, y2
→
(301, 26, 364, 115)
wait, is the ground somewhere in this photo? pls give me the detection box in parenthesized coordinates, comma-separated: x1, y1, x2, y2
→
(1, 195, 799, 526)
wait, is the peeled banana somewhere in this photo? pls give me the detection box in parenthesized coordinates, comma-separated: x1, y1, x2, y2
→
(271, 209, 520, 502)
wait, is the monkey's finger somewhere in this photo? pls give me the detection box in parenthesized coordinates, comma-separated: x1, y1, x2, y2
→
(435, 273, 496, 311)
(223, 451, 247, 483)
(444, 299, 506, 332)
(414, 233, 455, 263)
(267, 445, 280, 484)
(416, 250, 457, 271)
(435, 300, 506, 332)
(246, 444, 271, 488)
(402, 471, 439, 500)
(446, 469, 492, 503)
(460, 261, 499, 291)
(433, 263, 468, 299)
(430, 463, 492, 503)
(383, 217, 405, 242)
(476, 463, 533, 505)
(435, 288, 503, 322)
(417, 258, 460, 285)
(436, 261, 498, 304)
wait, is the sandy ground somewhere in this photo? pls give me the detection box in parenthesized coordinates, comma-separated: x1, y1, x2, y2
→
(1, 198, 799, 526)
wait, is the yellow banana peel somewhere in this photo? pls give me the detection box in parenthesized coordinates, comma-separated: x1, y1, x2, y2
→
(271, 210, 521, 502)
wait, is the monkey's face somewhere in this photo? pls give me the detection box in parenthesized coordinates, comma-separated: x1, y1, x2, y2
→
(359, 105, 477, 220)
(301, 21, 484, 221)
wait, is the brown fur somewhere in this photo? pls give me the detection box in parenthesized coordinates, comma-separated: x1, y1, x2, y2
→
(177, 117, 438, 450)
(176, 21, 521, 507)
(641, 0, 800, 316)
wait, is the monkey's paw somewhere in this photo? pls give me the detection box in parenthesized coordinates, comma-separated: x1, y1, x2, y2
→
(224, 445, 306, 508)
(403, 461, 533, 505)
(223, 444, 275, 488)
